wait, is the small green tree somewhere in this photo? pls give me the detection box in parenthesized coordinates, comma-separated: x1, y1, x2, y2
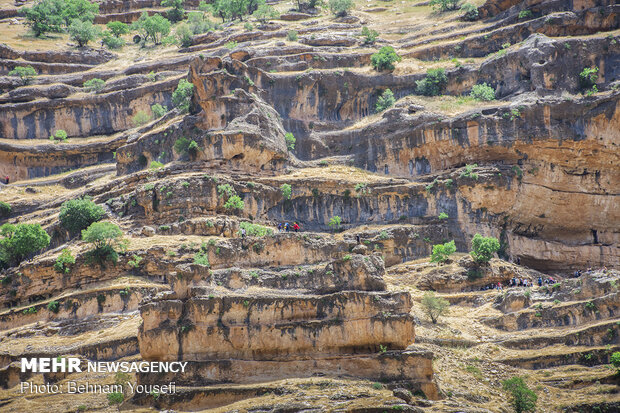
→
(187, 11, 216, 34)
(502, 377, 537, 413)
(361, 26, 378, 44)
(416, 68, 447, 96)
(224, 195, 244, 211)
(132, 110, 151, 127)
(68, 18, 100, 47)
(430, 0, 459, 12)
(54, 248, 76, 274)
(470, 83, 495, 101)
(460, 3, 478, 20)
(0, 223, 51, 267)
(162, 0, 185, 23)
(8, 66, 37, 85)
(420, 291, 449, 324)
(375, 89, 395, 112)
(59, 197, 105, 234)
(579, 66, 598, 94)
(82, 221, 125, 268)
(611, 352, 620, 373)
(328, 216, 342, 231)
(132, 12, 171, 44)
(0, 202, 10, 217)
(253, 4, 279, 23)
(175, 23, 193, 47)
(371, 46, 401, 71)
(151, 104, 168, 118)
(107, 21, 130, 37)
(23, 0, 65, 37)
(102, 32, 125, 49)
(329, 0, 353, 16)
(430, 240, 456, 264)
(287, 30, 298, 41)
(285, 133, 296, 151)
(50, 129, 68, 142)
(60, 0, 99, 26)
(470, 234, 500, 264)
(83, 78, 105, 93)
(280, 183, 292, 200)
(172, 79, 194, 113)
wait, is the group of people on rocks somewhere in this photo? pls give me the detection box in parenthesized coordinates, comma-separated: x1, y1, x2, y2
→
(277, 222, 301, 232)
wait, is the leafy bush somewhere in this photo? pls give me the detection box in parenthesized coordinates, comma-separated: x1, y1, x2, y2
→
(0, 201, 10, 217)
(175, 23, 193, 47)
(217, 183, 236, 198)
(150, 161, 164, 169)
(83, 78, 105, 93)
(280, 184, 292, 200)
(430, 240, 456, 264)
(361, 26, 378, 44)
(253, 4, 279, 23)
(187, 11, 217, 34)
(371, 46, 401, 71)
(54, 249, 75, 274)
(193, 251, 210, 266)
(430, 0, 459, 12)
(68, 19, 100, 47)
(132, 12, 171, 44)
(421, 291, 450, 324)
(0, 223, 51, 267)
(172, 79, 194, 113)
(132, 110, 151, 127)
(329, 0, 353, 16)
(375, 89, 395, 112)
(438, 212, 449, 220)
(460, 3, 478, 20)
(23, 0, 65, 36)
(162, 0, 185, 23)
(224, 195, 244, 211)
(102, 33, 125, 49)
(470, 83, 495, 101)
(59, 197, 105, 234)
(8, 66, 37, 85)
(239, 221, 273, 237)
(47, 300, 60, 313)
(328, 216, 342, 231)
(460, 163, 478, 179)
(107, 392, 125, 405)
(416, 68, 447, 96)
(107, 21, 129, 37)
(285, 132, 296, 151)
(470, 234, 500, 264)
(579, 66, 598, 93)
(151, 103, 168, 118)
(502, 377, 537, 413)
(50, 129, 68, 142)
(518, 10, 532, 19)
(611, 352, 620, 372)
(287, 30, 298, 41)
(82, 221, 125, 268)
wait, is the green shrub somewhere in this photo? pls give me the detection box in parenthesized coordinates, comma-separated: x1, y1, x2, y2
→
(460, 163, 478, 179)
(224, 195, 244, 211)
(132, 110, 151, 127)
(280, 183, 292, 200)
(518, 10, 532, 19)
(107, 391, 124, 405)
(49, 129, 68, 142)
(361, 26, 378, 44)
(502, 377, 537, 413)
(470, 83, 495, 101)
(8, 66, 37, 85)
(217, 184, 236, 198)
(68, 19, 100, 47)
(371, 46, 401, 71)
(253, 4, 279, 23)
(239, 221, 273, 237)
(611, 351, 620, 372)
(81, 221, 125, 268)
(47, 300, 60, 313)
(60, 197, 105, 234)
(416, 68, 447, 96)
(150, 161, 164, 170)
(162, 0, 185, 22)
(23, 0, 65, 37)
(421, 291, 450, 323)
(328, 0, 353, 16)
(287, 30, 298, 41)
(328, 215, 342, 231)
(54, 249, 75, 273)
(172, 79, 194, 113)
(285, 132, 296, 151)
(224, 40, 238, 49)
(0, 201, 10, 217)
(83, 78, 105, 93)
(132, 12, 171, 44)
(107, 21, 129, 37)
(438, 212, 449, 220)
(470, 234, 500, 264)
(430, 240, 456, 264)
(102, 32, 126, 49)
(187, 11, 216, 34)
(151, 103, 168, 118)
(460, 3, 478, 20)
(375, 88, 395, 112)
(430, 0, 459, 12)
(193, 251, 210, 266)
(579, 66, 598, 93)
(174, 137, 200, 157)
(128, 254, 143, 268)
(175, 22, 193, 47)
(0, 223, 51, 267)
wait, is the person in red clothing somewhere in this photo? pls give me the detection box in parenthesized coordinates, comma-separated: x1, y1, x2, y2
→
(292, 222, 300, 232)
(4, 176, 8, 184)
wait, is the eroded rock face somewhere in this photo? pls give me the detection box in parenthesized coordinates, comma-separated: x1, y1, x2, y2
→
(138, 254, 439, 398)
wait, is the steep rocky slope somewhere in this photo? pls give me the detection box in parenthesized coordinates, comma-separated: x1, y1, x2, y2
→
(0, 0, 618, 411)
